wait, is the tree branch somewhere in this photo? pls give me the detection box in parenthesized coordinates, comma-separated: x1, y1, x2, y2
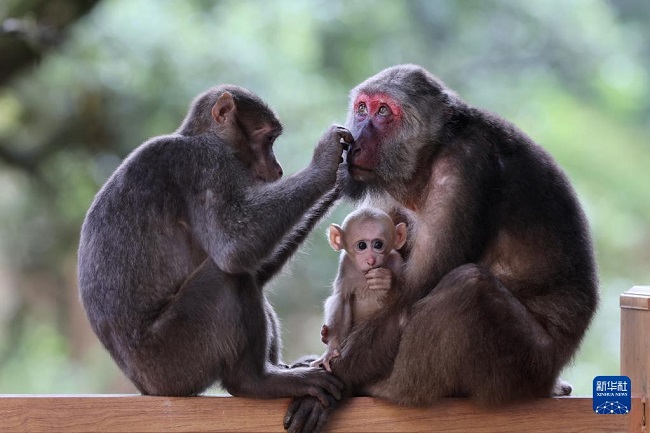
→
(0, 0, 102, 86)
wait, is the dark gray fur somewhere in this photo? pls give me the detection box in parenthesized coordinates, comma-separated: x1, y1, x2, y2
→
(284, 64, 598, 433)
(78, 85, 350, 401)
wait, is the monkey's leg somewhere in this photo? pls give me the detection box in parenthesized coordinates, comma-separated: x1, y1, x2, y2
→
(264, 297, 282, 365)
(132, 259, 249, 396)
(219, 280, 342, 404)
(371, 263, 560, 406)
(133, 259, 342, 402)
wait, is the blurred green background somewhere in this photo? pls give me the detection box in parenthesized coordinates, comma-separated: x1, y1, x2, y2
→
(0, 0, 648, 396)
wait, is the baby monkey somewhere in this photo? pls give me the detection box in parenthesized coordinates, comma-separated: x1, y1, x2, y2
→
(312, 207, 407, 372)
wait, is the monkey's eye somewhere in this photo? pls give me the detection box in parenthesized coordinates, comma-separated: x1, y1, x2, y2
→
(357, 241, 368, 250)
(372, 240, 384, 250)
(377, 105, 390, 116)
(357, 103, 368, 115)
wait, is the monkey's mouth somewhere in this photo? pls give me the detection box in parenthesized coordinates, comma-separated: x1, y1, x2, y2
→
(348, 164, 375, 179)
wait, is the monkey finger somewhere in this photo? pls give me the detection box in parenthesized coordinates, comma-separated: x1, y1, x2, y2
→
(300, 402, 322, 433)
(366, 267, 391, 278)
(285, 397, 324, 433)
(367, 280, 391, 290)
(367, 283, 391, 291)
(305, 396, 336, 433)
(334, 125, 354, 145)
(316, 373, 343, 401)
(308, 386, 332, 408)
(366, 274, 390, 284)
(284, 397, 306, 430)
(366, 270, 392, 290)
(320, 371, 344, 400)
(301, 369, 340, 405)
(312, 406, 332, 433)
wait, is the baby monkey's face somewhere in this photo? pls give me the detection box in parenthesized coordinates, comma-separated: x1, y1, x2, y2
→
(348, 220, 393, 272)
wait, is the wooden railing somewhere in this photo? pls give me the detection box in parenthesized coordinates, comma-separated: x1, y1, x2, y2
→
(1, 286, 648, 433)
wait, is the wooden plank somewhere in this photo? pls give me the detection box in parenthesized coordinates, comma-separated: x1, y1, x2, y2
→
(0, 395, 636, 433)
(620, 285, 650, 310)
(621, 285, 650, 432)
(1, 287, 646, 433)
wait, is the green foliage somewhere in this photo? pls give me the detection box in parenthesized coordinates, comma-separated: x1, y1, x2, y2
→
(0, 0, 649, 396)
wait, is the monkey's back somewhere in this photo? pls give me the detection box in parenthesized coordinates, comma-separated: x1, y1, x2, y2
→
(461, 108, 598, 349)
(77, 135, 235, 337)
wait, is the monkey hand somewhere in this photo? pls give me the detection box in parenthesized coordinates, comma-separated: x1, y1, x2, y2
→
(276, 365, 343, 408)
(366, 267, 393, 291)
(312, 125, 353, 182)
(284, 395, 339, 433)
(288, 355, 320, 368)
(320, 324, 330, 344)
(309, 357, 325, 369)
(321, 349, 340, 373)
(310, 348, 341, 373)
(333, 162, 349, 195)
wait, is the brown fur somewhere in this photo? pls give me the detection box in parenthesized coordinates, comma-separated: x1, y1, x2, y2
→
(78, 85, 351, 403)
(284, 65, 597, 433)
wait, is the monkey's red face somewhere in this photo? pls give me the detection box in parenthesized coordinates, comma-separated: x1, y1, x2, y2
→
(347, 92, 402, 180)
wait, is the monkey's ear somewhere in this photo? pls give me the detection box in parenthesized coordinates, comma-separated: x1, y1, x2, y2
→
(394, 222, 407, 250)
(328, 224, 345, 251)
(212, 92, 236, 125)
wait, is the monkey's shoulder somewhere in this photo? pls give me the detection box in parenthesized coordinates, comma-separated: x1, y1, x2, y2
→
(123, 134, 236, 172)
(449, 107, 523, 153)
(104, 134, 248, 197)
(443, 106, 570, 195)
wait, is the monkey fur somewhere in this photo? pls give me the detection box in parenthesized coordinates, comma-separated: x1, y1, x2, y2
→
(78, 85, 352, 403)
(311, 207, 407, 372)
(284, 65, 598, 433)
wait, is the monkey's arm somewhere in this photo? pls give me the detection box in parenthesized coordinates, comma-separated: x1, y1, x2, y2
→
(313, 256, 357, 374)
(192, 126, 349, 276)
(324, 267, 354, 349)
(257, 163, 349, 286)
(311, 285, 351, 372)
(331, 151, 499, 395)
(256, 188, 339, 287)
(372, 149, 498, 306)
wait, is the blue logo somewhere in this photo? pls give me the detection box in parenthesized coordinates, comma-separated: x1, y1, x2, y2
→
(593, 376, 631, 414)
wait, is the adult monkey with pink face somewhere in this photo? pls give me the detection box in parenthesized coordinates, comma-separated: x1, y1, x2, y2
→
(284, 64, 598, 433)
